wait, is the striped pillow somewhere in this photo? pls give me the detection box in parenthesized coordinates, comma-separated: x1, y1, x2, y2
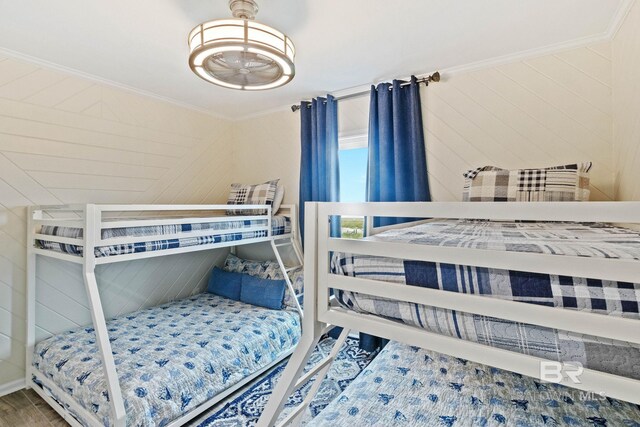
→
(462, 163, 592, 202)
(226, 179, 279, 215)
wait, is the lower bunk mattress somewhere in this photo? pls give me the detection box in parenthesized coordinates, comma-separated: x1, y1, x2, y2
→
(308, 341, 640, 426)
(36, 215, 291, 258)
(32, 293, 301, 426)
(332, 220, 640, 379)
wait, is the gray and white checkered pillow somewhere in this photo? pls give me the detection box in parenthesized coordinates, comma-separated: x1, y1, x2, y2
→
(226, 179, 280, 215)
(462, 163, 592, 202)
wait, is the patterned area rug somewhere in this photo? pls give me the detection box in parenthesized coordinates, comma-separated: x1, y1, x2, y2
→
(194, 336, 374, 426)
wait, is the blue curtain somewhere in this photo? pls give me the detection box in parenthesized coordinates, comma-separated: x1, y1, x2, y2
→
(367, 75, 431, 227)
(299, 95, 340, 244)
(360, 76, 430, 353)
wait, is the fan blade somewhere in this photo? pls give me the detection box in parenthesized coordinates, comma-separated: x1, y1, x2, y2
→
(247, 64, 275, 73)
(249, 70, 279, 79)
(206, 61, 236, 72)
(245, 58, 272, 68)
(208, 54, 244, 70)
(212, 69, 241, 77)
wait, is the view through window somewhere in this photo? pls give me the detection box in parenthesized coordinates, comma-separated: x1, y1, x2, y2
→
(339, 146, 367, 238)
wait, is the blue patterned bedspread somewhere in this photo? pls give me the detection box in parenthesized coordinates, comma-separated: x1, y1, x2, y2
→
(332, 220, 640, 379)
(32, 293, 300, 426)
(308, 341, 640, 426)
(36, 215, 291, 257)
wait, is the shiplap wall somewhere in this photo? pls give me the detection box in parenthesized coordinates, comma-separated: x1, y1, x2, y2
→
(613, 0, 640, 201)
(233, 42, 615, 203)
(0, 54, 235, 391)
(232, 111, 301, 205)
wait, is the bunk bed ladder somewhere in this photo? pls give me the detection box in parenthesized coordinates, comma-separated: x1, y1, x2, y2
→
(270, 235, 304, 316)
(258, 327, 351, 427)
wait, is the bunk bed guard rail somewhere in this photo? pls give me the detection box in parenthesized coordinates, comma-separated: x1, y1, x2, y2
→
(313, 202, 640, 403)
(259, 201, 640, 427)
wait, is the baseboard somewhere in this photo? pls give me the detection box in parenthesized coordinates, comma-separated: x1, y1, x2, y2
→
(0, 378, 26, 398)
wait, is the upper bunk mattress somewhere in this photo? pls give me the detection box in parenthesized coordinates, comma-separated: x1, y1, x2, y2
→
(332, 220, 640, 379)
(308, 341, 640, 426)
(32, 293, 301, 427)
(36, 215, 291, 257)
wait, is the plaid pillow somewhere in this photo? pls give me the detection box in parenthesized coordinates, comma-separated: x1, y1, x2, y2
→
(226, 179, 279, 215)
(223, 253, 302, 309)
(462, 163, 592, 202)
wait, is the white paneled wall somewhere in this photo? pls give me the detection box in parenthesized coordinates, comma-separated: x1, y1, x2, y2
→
(33, 251, 229, 344)
(232, 111, 301, 205)
(613, 0, 640, 201)
(0, 55, 235, 391)
(424, 44, 614, 201)
(232, 43, 615, 204)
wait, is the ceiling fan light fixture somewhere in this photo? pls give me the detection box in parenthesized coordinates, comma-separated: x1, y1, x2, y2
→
(188, 0, 295, 91)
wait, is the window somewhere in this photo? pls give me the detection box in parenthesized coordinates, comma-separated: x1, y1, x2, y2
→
(338, 97, 369, 238)
(339, 138, 367, 239)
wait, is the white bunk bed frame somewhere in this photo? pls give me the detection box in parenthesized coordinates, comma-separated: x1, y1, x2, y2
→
(25, 203, 304, 427)
(259, 201, 640, 427)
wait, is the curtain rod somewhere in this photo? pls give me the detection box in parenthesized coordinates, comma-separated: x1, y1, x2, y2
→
(290, 71, 440, 112)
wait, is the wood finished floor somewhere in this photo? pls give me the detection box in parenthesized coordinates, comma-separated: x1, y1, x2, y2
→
(0, 389, 65, 426)
(0, 388, 217, 426)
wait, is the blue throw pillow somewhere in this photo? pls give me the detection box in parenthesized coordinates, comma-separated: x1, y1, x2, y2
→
(240, 274, 286, 310)
(207, 267, 242, 301)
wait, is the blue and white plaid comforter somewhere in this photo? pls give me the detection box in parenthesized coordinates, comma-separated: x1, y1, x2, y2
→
(32, 294, 300, 426)
(37, 215, 291, 257)
(332, 220, 640, 379)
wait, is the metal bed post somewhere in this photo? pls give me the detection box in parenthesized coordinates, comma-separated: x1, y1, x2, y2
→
(82, 204, 126, 427)
(287, 204, 304, 269)
(259, 203, 329, 427)
(269, 241, 304, 317)
(288, 205, 305, 267)
(268, 205, 305, 317)
(25, 206, 41, 389)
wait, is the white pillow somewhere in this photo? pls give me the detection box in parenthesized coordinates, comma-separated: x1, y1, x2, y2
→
(273, 184, 285, 214)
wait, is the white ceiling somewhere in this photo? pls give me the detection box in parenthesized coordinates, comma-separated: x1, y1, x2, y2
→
(0, 0, 626, 119)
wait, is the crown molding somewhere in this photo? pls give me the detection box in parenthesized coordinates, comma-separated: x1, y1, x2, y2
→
(441, 33, 610, 77)
(607, 0, 635, 39)
(229, 102, 294, 122)
(239, 26, 614, 122)
(444, 0, 634, 76)
(0, 46, 233, 122)
(1, 0, 634, 123)
(239, 0, 635, 122)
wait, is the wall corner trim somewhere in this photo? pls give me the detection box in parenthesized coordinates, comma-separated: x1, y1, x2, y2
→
(607, 0, 635, 40)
